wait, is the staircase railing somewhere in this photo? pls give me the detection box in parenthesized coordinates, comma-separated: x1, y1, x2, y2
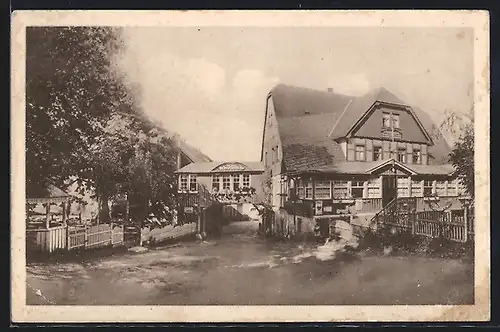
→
(370, 197, 417, 231)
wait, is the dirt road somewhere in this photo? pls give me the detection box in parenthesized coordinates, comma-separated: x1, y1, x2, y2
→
(27, 220, 474, 305)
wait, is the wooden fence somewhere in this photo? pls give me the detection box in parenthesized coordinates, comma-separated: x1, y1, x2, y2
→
(375, 199, 473, 243)
(27, 223, 124, 253)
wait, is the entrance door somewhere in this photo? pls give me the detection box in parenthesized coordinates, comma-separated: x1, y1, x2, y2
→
(382, 175, 397, 207)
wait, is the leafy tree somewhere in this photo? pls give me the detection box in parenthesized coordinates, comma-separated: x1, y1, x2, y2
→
(26, 26, 135, 197)
(26, 27, 180, 226)
(449, 122, 474, 198)
(439, 108, 474, 198)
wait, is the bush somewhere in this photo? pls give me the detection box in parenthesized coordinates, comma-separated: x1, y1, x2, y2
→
(357, 225, 473, 259)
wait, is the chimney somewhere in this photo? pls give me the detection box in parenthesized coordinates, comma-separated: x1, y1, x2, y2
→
(327, 87, 334, 93)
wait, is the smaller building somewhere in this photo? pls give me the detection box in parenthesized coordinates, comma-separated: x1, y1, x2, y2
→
(175, 161, 265, 221)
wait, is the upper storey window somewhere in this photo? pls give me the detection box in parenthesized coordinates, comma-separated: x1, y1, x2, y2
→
(382, 113, 391, 128)
(382, 112, 400, 129)
(355, 145, 365, 161)
(392, 114, 400, 128)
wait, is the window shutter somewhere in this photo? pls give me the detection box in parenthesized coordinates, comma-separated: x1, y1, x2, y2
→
(421, 144, 428, 165)
(406, 143, 413, 164)
(347, 139, 355, 161)
(382, 141, 390, 160)
(366, 139, 373, 162)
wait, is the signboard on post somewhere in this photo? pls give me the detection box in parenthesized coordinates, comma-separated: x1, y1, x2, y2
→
(184, 206, 194, 213)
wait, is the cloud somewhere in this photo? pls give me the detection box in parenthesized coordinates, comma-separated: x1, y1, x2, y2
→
(116, 27, 473, 161)
(117, 31, 278, 161)
(325, 73, 372, 96)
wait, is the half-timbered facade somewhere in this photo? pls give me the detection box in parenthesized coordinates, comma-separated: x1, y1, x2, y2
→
(261, 84, 467, 236)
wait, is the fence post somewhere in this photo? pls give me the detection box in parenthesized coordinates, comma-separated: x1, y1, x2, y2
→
(84, 224, 88, 249)
(110, 221, 114, 246)
(463, 206, 468, 243)
(66, 224, 70, 251)
(411, 209, 416, 235)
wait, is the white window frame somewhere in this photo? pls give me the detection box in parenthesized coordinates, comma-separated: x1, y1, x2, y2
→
(382, 112, 391, 128)
(397, 148, 407, 163)
(350, 180, 364, 198)
(392, 113, 400, 129)
(297, 179, 305, 199)
(232, 174, 241, 191)
(242, 174, 251, 188)
(436, 180, 447, 196)
(179, 174, 188, 191)
(332, 180, 349, 198)
(222, 175, 231, 191)
(411, 179, 423, 197)
(367, 178, 381, 198)
(397, 177, 410, 197)
(355, 145, 365, 161)
(212, 175, 220, 191)
(189, 174, 198, 192)
(314, 180, 332, 199)
(423, 180, 434, 196)
(305, 181, 313, 199)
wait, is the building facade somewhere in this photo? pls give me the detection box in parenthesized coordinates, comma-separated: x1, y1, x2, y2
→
(176, 161, 265, 221)
(261, 84, 468, 237)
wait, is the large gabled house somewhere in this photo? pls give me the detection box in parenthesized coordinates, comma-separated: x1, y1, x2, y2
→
(261, 83, 467, 236)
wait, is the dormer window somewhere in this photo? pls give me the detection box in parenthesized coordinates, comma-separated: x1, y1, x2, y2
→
(355, 145, 365, 161)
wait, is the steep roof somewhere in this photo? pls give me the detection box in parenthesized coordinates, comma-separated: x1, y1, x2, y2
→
(269, 84, 352, 172)
(176, 161, 264, 174)
(177, 139, 212, 163)
(277, 113, 345, 171)
(270, 84, 353, 118)
(329, 87, 431, 140)
(269, 84, 452, 172)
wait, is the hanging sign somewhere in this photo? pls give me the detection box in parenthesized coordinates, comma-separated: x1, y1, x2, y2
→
(212, 163, 247, 172)
(184, 207, 194, 213)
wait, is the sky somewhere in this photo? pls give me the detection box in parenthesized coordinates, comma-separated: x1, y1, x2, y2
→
(116, 27, 473, 161)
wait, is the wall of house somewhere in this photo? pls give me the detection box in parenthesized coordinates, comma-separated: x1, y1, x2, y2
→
(262, 95, 285, 209)
(353, 105, 429, 144)
(274, 208, 316, 238)
(178, 172, 266, 220)
(344, 137, 429, 165)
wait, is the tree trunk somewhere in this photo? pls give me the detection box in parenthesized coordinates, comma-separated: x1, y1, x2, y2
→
(99, 196, 111, 224)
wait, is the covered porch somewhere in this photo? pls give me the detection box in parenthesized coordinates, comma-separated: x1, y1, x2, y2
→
(26, 186, 124, 254)
(281, 158, 467, 219)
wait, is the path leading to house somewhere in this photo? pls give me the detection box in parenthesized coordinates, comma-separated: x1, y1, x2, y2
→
(26, 220, 474, 305)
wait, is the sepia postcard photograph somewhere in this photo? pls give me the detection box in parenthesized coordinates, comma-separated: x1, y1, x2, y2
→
(11, 10, 490, 323)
